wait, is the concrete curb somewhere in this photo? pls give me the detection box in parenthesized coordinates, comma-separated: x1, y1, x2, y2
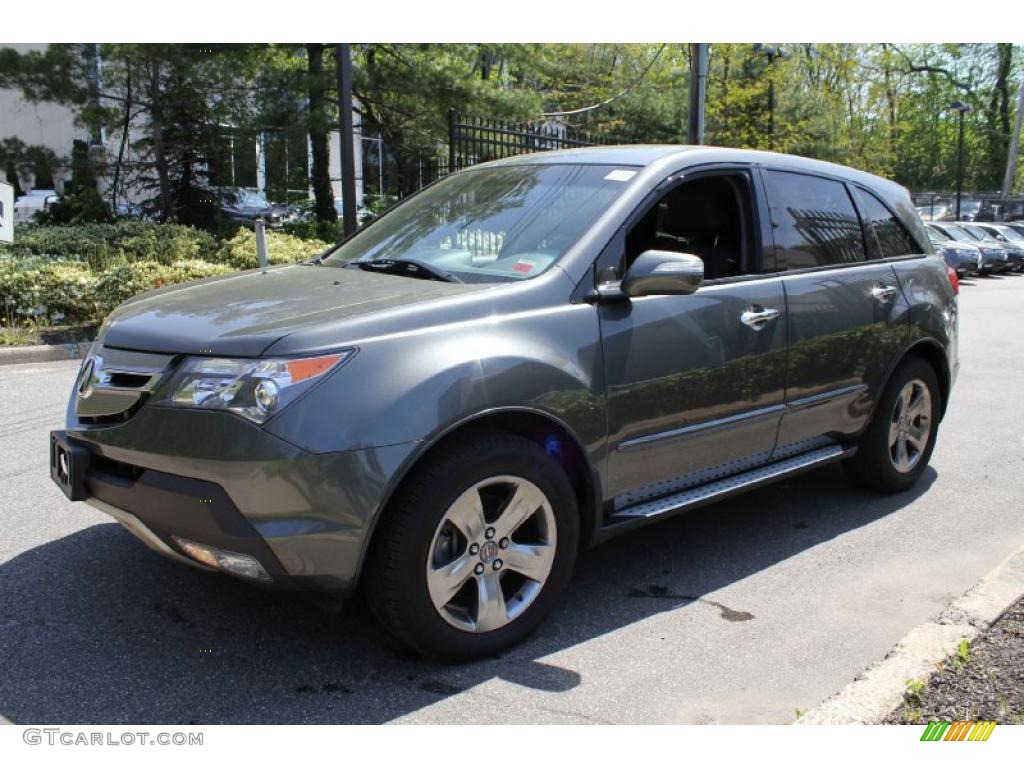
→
(797, 546, 1024, 724)
(0, 343, 87, 366)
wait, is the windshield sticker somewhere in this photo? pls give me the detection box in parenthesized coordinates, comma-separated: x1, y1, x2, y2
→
(604, 169, 637, 182)
(513, 260, 535, 274)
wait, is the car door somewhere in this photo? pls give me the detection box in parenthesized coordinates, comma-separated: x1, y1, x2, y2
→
(762, 169, 913, 455)
(598, 167, 788, 509)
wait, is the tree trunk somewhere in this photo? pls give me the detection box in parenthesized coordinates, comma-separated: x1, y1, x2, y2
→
(148, 59, 172, 220)
(111, 58, 132, 211)
(988, 43, 1013, 186)
(306, 43, 336, 227)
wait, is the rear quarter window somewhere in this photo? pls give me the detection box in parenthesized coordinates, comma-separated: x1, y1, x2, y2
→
(763, 170, 866, 270)
(855, 187, 921, 259)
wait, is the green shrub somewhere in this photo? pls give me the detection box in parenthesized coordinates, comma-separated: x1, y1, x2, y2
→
(0, 222, 326, 327)
(0, 256, 234, 324)
(0, 222, 218, 270)
(213, 228, 331, 269)
(0, 257, 99, 324)
(93, 260, 234, 315)
(37, 186, 115, 225)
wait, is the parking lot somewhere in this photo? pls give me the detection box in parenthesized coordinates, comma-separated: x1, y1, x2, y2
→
(1, 272, 1023, 725)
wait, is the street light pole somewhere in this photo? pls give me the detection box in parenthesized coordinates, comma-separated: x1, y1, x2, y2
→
(1000, 79, 1024, 211)
(687, 43, 709, 145)
(335, 44, 357, 239)
(950, 100, 972, 221)
(754, 44, 789, 150)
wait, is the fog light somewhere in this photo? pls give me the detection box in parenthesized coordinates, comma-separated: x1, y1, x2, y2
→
(173, 537, 220, 569)
(172, 536, 272, 582)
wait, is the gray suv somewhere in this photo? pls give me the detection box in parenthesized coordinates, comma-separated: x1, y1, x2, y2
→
(50, 146, 959, 660)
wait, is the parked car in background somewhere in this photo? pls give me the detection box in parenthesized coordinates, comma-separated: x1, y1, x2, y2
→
(926, 222, 1009, 274)
(1000, 201, 1024, 222)
(282, 197, 374, 228)
(916, 203, 953, 221)
(50, 146, 959, 660)
(955, 200, 996, 222)
(210, 187, 286, 229)
(925, 227, 980, 277)
(13, 189, 59, 223)
(971, 223, 1024, 272)
(956, 222, 1023, 272)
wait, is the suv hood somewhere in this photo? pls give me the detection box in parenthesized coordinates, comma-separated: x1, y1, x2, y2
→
(100, 264, 489, 356)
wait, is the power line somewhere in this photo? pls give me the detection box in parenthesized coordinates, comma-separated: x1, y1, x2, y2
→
(541, 44, 668, 118)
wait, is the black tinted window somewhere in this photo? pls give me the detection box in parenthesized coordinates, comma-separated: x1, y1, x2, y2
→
(855, 188, 919, 258)
(765, 171, 866, 269)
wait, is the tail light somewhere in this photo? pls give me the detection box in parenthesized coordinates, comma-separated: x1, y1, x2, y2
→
(947, 265, 960, 295)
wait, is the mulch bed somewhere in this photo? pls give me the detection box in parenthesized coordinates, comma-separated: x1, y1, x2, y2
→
(885, 596, 1024, 724)
(0, 323, 97, 347)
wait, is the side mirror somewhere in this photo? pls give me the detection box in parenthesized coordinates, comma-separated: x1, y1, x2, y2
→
(621, 250, 704, 297)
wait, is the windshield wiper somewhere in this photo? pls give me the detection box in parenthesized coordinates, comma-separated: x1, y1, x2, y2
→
(351, 258, 463, 283)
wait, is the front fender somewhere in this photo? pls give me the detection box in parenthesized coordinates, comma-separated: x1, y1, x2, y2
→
(264, 302, 606, 456)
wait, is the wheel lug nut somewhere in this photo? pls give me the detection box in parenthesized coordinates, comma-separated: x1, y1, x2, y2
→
(469, 543, 480, 555)
(492, 559, 502, 571)
(485, 527, 495, 539)
(499, 538, 509, 549)
(474, 563, 485, 575)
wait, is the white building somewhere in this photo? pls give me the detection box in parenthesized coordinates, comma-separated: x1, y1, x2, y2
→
(0, 44, 364, 206)
(0, 44, 87, 193)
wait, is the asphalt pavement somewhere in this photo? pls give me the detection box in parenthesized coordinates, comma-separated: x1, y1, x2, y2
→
(2, 273, 1023, 725)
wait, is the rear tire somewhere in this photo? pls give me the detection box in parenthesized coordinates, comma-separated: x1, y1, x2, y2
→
(364, 431, 579, 661)
(844, 357, 940, 493)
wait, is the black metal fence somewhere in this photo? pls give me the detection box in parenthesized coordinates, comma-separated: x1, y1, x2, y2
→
(912, 191, 1024, 222)
(446, 108, 619, 174)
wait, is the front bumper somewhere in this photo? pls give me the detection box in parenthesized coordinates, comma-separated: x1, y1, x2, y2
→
(52, 407, 419, 593)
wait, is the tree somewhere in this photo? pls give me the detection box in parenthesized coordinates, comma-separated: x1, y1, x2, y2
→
(0, 44, 274, 226)
(306, 44, 337, 233)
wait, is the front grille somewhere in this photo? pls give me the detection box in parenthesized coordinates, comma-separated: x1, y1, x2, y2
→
(106, 371, 153, 388)
(75, 345, 177, 425)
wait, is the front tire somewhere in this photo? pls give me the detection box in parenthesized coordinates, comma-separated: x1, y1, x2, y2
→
(844, 357, 940, 493)
(364, 431, 579, 661)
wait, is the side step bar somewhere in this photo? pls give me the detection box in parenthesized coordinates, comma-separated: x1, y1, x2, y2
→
(607, 444, 850, 526)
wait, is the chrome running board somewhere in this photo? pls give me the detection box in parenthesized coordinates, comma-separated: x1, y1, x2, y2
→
(607, 444, 849, 525)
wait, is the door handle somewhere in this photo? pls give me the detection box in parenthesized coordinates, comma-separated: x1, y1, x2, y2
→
(871, 284, 899, 303)
(740, 307, 780, 330)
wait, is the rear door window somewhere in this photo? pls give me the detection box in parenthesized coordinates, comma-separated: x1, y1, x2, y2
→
(855, 188, 920, 259)
(764, 170, 866, 270)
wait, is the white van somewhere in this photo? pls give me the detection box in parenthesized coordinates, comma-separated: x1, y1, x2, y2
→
(13, 190, 59, 223)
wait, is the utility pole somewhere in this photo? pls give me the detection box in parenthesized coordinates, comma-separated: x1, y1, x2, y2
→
(687, 44, 709, 145)
(1000, 78, 1024, 213)
(950, 100, 972, 221)
(335, 44, 357, 238)
(754, 44, 789, 150)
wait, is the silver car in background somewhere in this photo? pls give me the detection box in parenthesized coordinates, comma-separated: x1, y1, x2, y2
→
(924, 228, 981, 277)
(926, 222, 1008, 274)
(971, 223, 1024, 272)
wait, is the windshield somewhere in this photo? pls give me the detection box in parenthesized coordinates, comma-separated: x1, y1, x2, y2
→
(238, 190, 268, 208)
(942, 225, 977, 243)
(962, 225, 991, 240)
(997, 227, 1024, 242)
(323, 163, 638, 283)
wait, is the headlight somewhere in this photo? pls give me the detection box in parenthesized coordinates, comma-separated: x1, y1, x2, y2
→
(155, 349, 355, 423)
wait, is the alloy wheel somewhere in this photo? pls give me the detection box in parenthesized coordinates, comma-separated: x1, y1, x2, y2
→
(426, 475, 557, 633)
(888, 379, 932, 473)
